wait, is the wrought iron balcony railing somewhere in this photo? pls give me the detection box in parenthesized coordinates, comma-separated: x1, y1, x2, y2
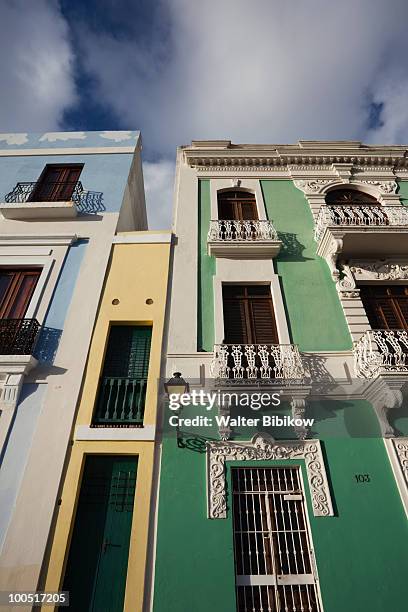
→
(5, 181, 85, 204)
(0, 318, 41, 355)
(315, 205, 408, 242)
(354, 329, 408, 378)
(93, 376, 147, 426)
(210, 344, 305, 382)
(208, 219, 278, 242)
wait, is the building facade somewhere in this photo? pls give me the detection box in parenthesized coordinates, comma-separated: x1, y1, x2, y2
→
(153, 141, 408, 612)
(0, 131, 148, 598)
(43, 230, 171, 611)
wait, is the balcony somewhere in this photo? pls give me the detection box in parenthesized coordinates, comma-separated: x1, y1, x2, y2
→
(315, 204, 408, 259)
(1, 181, 104, 219)
(207, 219, 281, 258)
(210, 343, 305, 383)
(354, 329, 408, 378)
(0, 318, 40, 355)
(93, 376, 147, 426)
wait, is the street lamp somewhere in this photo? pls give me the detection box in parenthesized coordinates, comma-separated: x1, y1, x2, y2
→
(164, 372, 189, 396)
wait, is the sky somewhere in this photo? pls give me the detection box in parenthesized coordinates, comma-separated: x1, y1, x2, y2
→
(1, 0, 408, 228)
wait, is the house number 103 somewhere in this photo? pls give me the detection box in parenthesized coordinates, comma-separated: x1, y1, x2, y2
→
(354, 474, 370, 483)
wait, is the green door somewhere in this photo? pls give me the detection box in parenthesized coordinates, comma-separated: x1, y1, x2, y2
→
(62, 456, 137, 611)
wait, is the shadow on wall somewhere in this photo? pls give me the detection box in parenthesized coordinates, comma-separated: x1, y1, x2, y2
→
(77, 190, 105, 214)
(277, 231, 313, 262)
(34, 327, 62, 364)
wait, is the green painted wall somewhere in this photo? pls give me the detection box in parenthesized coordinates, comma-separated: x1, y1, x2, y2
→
(261, 180, 352, 351)
(397, 180, 408, 206)
(153, 402, 408, 612)
(198, 179, 215, 351)
(153, 178, 408, 611)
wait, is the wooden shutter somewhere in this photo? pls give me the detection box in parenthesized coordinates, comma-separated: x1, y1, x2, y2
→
(217, 190, 258, 220)
(360, 285, 408, 329)
(102, 326, 152, 378)
(223, 285, 279, 344)
(30, 164, 83, 202)
(0, 268, 40, 319)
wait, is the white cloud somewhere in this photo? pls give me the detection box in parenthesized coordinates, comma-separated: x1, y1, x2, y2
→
(0, 0, 76, 132)
(39, 131, 86, 142)
(0, 133, 28, 145)
(100, 131, 134, 142)
(76, 0, 408, 156)
(143, 159, 175, 229)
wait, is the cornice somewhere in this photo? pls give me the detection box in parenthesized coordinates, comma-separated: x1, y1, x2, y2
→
(184, 141, 408, 171)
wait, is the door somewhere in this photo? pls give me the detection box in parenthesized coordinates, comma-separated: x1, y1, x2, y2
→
(0, 268, 40, 319)
(360, 285, 408, 329)
(30, 164, 83, 202)
(232, 467, 321, 612)
(62, 456, 137, 612)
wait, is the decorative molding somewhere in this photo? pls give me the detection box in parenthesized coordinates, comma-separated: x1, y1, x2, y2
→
(294, 179, 333, 194)
(349, 260, 408, 281)
(392, 437, 408, 487)
(206, 434, 333, 519)
(359, 180, 398, 194)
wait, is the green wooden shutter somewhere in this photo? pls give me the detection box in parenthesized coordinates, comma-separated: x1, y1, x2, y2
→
(94, 326, 152, 426)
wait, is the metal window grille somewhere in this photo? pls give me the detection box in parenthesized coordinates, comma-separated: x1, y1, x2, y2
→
(232, 466, 321, 612)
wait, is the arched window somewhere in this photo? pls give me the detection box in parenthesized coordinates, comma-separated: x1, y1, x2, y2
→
(325, 189, 377, 206)
(325, 188, 387, 225)
(217, 189, 258, 220)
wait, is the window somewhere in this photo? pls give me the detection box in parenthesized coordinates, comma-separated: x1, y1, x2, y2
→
(93, 325, 152, 426)
(232, 467, 321, 612)
(325, 189, 387, 225)
(325, 189, 377, 206)
(360, 285, 408, 329)
(0, 268, 41, 319)
(30, 164, 83, 202)
(223, 285, 278, 345)
(218, 190, 258, 220)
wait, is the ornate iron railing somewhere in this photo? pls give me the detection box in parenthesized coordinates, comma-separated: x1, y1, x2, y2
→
(93, 376, 147, 426)
(210, 344, 305, 381)
(208, 219, 278, 242)
(315, 205, 408, 242)
(5, 181, 84, 203)
(354, 329, 408, 378)
(0, 318, 41, 355)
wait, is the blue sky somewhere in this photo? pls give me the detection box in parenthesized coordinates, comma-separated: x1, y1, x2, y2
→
(1, 0, 408, 228)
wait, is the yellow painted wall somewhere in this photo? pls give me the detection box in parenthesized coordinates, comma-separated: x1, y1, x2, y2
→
(43, 233, 171, 611)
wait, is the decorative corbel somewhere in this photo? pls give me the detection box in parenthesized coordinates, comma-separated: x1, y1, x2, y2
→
(327, 238, 343, 281)
(336, 262, 360, 298)
(291, 398, 310, 440)
(367, 378, 406, 438)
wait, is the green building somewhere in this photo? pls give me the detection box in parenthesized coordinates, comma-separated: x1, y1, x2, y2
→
(151, 140, 408, 612)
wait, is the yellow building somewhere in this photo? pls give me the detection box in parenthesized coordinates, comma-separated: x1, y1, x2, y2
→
(42, 231, 171, 611)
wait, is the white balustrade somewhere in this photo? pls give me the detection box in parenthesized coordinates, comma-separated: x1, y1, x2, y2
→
(208, 219, 278, 242)
(315, 205, 408, 242)
(354, 329, 408, 378)
(210, 344, 305, 381)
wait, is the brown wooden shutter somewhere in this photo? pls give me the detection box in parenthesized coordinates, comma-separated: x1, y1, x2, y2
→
(360, 285, 408, 329)
(30, 164, 83, 202)
(223, 285, 279, 344)
(0, 268, 41, 319)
